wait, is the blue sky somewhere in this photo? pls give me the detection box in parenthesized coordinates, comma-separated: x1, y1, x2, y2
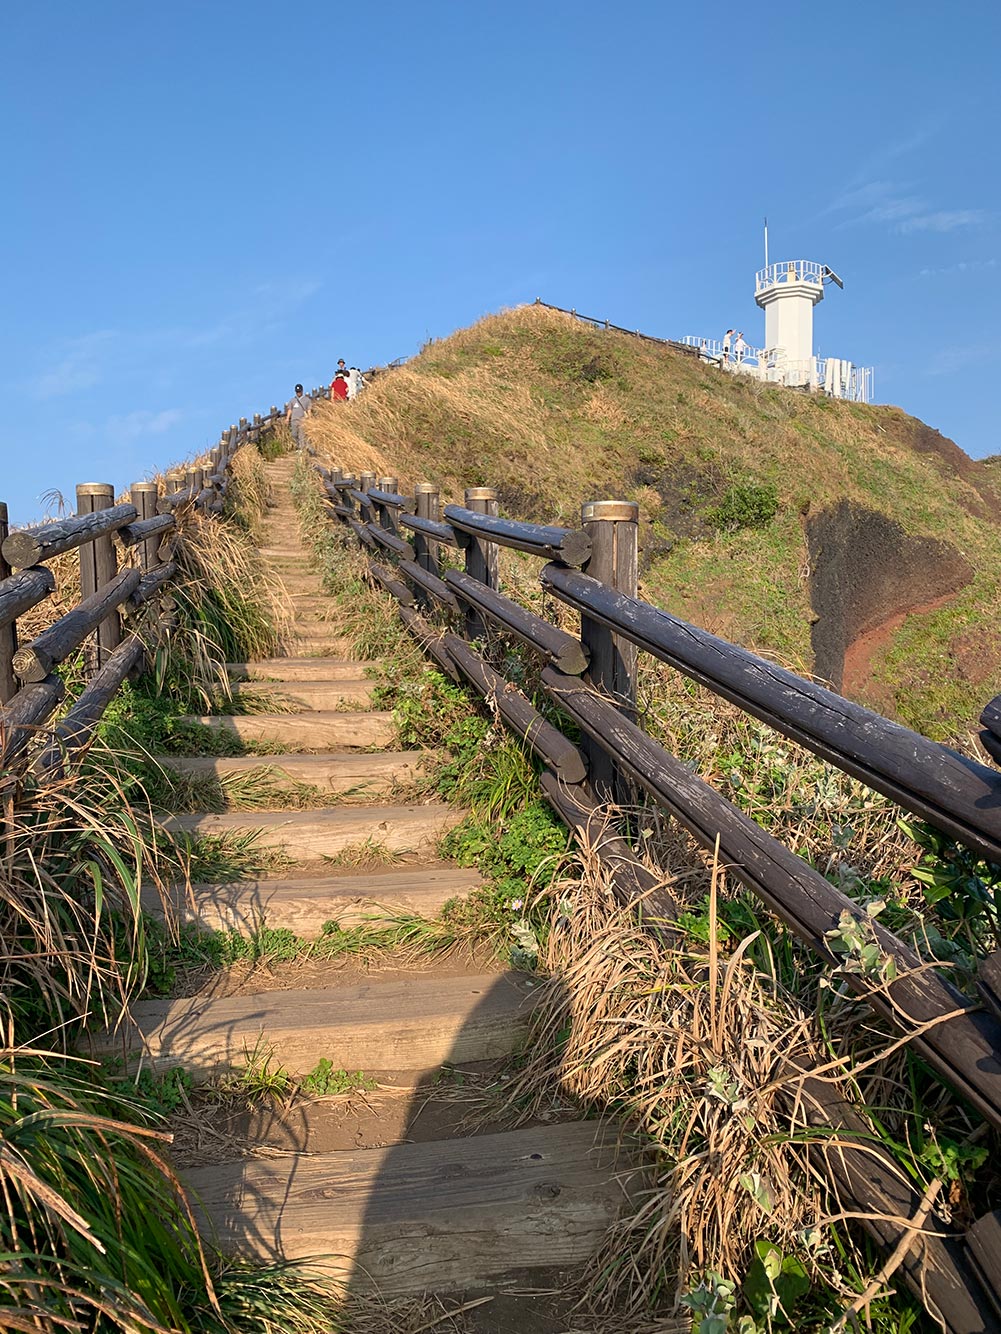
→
(2, 1, 998, 521)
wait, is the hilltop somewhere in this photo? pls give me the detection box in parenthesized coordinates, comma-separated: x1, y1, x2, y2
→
(306, 304, 1001, 742)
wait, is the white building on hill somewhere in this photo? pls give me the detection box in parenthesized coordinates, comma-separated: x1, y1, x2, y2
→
(684, 258, 874, 403)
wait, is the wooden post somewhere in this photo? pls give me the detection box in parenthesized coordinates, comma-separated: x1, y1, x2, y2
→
(0, 501, 17, 703)
(414, 483, 440, 584)
(580, 499, 639, 803)
(463, 486, 499, 640)
(165, 470, 184, 496)
(378, 476, 399, 533)
(76, 482, 121, 669)
(129, 482, 161, 573)
(359, 471, 376, 493)
(187, 465, 205, 507)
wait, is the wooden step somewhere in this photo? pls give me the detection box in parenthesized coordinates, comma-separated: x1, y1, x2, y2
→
(179, 712, 396, 749)
(230, 679, 375, 709)
(144, 865, 481, 934)
(161, 803, 461, 861)
(90, 970, 535, 1078)
(261, 547, 302, 559)
(286, 631, 356, 655)
(184, 1123, 623, 1292)
(157, 750, 429, 798)
(227, 658, 371, 680)
(278, 576, 325, 592)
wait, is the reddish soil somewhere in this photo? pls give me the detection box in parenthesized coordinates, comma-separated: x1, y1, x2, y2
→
(841, 590, 957, 706)
(806, 499, 973, 691)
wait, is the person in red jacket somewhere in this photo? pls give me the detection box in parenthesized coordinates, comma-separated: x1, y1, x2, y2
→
(331, 370, 349, 401)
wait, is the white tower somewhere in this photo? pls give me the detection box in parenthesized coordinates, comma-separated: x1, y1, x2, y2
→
(754, 260, 829, 386)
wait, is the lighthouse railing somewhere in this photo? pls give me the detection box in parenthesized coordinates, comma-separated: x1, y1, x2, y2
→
(755, 259, 826, 291)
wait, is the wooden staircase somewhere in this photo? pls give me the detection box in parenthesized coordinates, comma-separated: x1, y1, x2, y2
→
(98, 455, 627, 1311)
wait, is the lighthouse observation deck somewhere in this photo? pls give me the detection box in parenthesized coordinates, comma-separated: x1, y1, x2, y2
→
(755, 259, 826, 292)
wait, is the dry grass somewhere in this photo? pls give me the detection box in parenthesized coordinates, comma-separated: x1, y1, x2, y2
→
(499, 838, 957, 1325)
(303, 301, 1001, 738)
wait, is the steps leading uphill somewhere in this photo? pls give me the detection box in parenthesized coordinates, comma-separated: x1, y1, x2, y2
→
(104, 455, 626, 1316)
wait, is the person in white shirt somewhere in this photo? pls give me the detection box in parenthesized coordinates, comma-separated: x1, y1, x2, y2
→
(722, 329, 734, 362)
(734, 332, 747, 364)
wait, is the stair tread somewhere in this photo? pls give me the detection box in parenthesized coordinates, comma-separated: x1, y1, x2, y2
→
(165, 802, 456, 830)
(175, 712, 396, 750)
(228, 659, 372, 680)
(183, 1122, 623, 1291)
(90, 970, 535, 1078)
(160, 803, 462, 861)
(157, 750, 427, 773)
(144, 865, 481, 934)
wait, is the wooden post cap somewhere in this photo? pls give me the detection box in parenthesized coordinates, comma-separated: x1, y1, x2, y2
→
(465, 487, 499, 503)
(415, 482, 438, 494)
(131, 481, 159, 494)
(77, 482, 115, 498)
(581, 500, 639, 524)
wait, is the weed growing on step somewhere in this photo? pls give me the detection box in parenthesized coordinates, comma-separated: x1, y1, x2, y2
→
(254, 424, 292, 463)
(212, 1039, 293, 1104)
(300, 1059, 377, 1097)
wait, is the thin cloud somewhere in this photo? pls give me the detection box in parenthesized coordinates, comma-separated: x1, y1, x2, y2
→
(900, 209, 987, 234)
(29, 330, 117, 400)
(185, 277, 322, 348)
(106, 408, 184, 441)
(826, 179, 985, 235)
(919, 258, 997, 277)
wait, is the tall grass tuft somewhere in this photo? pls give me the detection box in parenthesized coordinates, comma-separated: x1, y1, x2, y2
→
(156, 502, 291, 711)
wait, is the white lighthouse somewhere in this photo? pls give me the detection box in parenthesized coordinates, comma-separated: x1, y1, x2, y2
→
(683, 249, 873, 402)
(754, 259, 828, 386)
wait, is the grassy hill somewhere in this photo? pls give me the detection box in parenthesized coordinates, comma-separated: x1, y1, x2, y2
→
(306, 304, 1001, 742)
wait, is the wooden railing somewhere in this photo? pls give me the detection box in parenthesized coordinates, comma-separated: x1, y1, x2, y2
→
(0, 404, 299, 771)
(316, 462, 1001, 1334)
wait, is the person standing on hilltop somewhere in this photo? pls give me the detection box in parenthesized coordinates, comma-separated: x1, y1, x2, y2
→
(347, 366, 365, 399)
(286, 383, 312, 451)
(722, 329, 734, 362)
(331, 370, 349, 402)
(734, 331, 747, 364)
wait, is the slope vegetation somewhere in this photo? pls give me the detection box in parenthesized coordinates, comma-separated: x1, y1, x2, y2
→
(307, 304, 1001, 740)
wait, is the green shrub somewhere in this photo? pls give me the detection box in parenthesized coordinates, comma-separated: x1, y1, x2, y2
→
(704, 482, 779, 532)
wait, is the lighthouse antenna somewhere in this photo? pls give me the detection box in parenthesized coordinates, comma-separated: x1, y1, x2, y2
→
(764, 217, 769, 271)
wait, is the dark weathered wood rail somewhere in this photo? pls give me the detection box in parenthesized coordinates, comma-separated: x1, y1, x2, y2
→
(0, 567, 56, 629)
(542, 664, 1001, 1132)
(316, 454, 1001, 1332)
(0, 396, 275, 752)
(442, 505, 592, 567)
(2, 504, 138, 570)
(542, 564, 1001, 865)
(444, 570, 589, 675)
(444, 633, 587, 784)
(400, 511, 462, 547)
(13, 568, 143, 683)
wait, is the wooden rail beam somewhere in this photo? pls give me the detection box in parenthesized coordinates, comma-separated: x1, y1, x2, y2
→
(1, 503, 138, 570)
(542, 564, 1001, 866)
(541, 666, 1001, 1133)
(14, 568, 142, 683)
